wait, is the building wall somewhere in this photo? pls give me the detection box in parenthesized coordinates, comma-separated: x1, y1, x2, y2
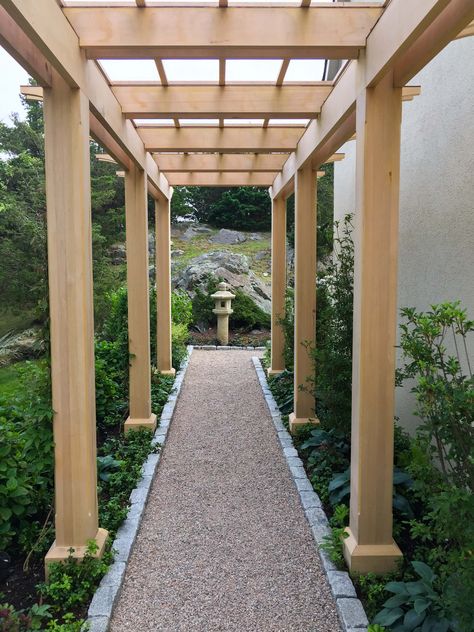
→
(333, 37, 474, 431)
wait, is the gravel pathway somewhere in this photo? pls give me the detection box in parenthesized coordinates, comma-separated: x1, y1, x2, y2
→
(110, 350, 341, 632)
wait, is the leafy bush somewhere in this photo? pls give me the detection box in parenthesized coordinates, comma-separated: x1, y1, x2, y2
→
(397, 302, 474, 491)
(171, 322, 189, 369)
(373, 562, 455, 632)
(0, 361, 53, 553)
(311, 214, 354, 435)
(98, 428, 157, 536)
(38, 541, 111, 614)
(171, 290, 193, 327)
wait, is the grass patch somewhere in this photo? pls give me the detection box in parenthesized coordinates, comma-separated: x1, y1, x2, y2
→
(0, 360, 42, 399)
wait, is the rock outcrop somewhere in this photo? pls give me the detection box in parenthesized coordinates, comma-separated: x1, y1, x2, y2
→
(173, 251, 271, 313)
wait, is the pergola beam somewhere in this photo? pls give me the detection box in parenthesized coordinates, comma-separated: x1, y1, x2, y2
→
(2, 0, 170, 200)
(271, 0, 474, 198)
(165, 172, 278, 187)
(138, 127, 303, 153)
(154, 153, 289, 173)
(112, 84, 332, 119)
(165, 171, 326, 187)
(63, 5, 384, 59)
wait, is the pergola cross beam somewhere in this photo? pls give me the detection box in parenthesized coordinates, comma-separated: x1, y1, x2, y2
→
(63, 5, 384, 60)
(111, 83, 332, 119)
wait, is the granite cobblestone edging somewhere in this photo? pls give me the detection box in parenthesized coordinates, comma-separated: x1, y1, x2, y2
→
(84, 347, 194, 632)
(252, 357, 369, 632)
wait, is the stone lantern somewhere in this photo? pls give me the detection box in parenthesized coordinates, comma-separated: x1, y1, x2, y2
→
(211, 281, 235, 345)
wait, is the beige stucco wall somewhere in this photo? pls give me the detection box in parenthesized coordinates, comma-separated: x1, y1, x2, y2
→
(334, 37, 474, 432)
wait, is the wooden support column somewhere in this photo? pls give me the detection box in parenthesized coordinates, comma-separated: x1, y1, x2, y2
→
(155, 196, 175, 376)
(124, 165, 157, 432)
(343, 70, 403, 574)
(43, 72, 107, 572)
(268, 195, 287, 376)
(289, 164, 318, 433)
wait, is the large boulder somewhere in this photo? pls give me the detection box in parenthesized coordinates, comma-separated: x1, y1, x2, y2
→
(211, 229, 247, 245)
(181, 225, 213, 241)
(173, 251, 271, 313)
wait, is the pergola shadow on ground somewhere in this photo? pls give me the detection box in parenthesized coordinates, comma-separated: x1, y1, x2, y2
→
(1, 0, 473, 578)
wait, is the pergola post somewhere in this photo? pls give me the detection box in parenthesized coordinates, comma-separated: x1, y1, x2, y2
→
(155, 195, 175, 376)
(343, 69, 403, 574)
(43, 72, 107, 571)
(124, 165, 157, 432)
(289, 164, 318, 434)
(268, 195, 287, 376)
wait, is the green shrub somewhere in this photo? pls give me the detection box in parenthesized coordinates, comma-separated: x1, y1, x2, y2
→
(98, 428, 157, 536)
(172, 290, 193, 327)
(231, 290, 270, 331)
(0, 361, 53, 553)
(311, 214, 354, 435)
(38, 541, 111, 613)
(373, 562, 455, 632)
(397, 301, 474, 492)
(171, 322, 189, 369)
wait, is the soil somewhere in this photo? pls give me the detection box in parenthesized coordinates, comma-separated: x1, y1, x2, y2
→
(1, 556, 44, 611)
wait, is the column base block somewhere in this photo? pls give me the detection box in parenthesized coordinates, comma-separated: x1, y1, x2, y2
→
(267, 368, 284, 377)
(124, 413, 157, 434)
(45, 527, 108, 578)
(289, 412, 320, 434)
(159, 368, 176, 377)
(342, 527, 403, 574)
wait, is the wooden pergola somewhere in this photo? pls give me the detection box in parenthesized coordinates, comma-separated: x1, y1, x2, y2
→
(1, 0, 472, 577)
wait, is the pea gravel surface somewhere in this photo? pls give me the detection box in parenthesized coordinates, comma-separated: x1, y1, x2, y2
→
(110, 350, 341, 632)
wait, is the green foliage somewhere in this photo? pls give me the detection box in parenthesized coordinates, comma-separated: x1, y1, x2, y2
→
(171, 186, 271, 230)
(397, 302, 474, 491)
(0, 361, 53, 553)
(373, 562, 454, 632)
(171, 323, 189, 369)
(355, 573, 400, 623)
(0, 602, 53, 631)
(232, 290, 270, 331)
(267, 370, 294, 415)
(300, 428, 350, 506)
(38, 541, 111, 613)
(312, 214, 354, 434)
(98, 429, 157, 536)
(171, 290, 193, 327)
(328, 467, 414, 517)
(286, 163, 334, 256)
(0, 98, 126, 328)
(320, 504, 349, 570)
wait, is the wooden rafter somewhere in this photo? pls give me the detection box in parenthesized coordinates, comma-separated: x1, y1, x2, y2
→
(165, 172, 278, 187)
(137, 126, 303, 153)
(154, 59, 168, 86)
(153, 153, 289, 173)
(63, 5, 383, 60)
(111, 84, 332, 118)
(219, 59, 226, 87)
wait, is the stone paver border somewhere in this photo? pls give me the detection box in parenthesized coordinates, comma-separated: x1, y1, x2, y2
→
(252, 357, 369, 632)
(85, 346, 194, 632)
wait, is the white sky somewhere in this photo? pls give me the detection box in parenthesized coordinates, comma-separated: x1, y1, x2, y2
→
(0, 44, 325, 128)
(0, 48, 29, 124)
